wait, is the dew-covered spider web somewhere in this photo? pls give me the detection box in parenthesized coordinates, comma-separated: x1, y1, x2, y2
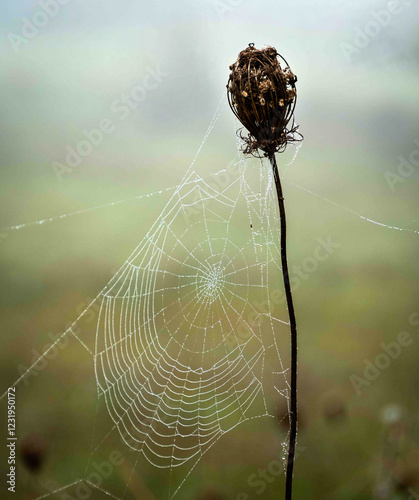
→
(1, 94, 419, 500)
(88, 97, 295, 499)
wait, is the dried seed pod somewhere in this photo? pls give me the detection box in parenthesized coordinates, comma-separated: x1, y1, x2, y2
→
(227, 43, 302, 157)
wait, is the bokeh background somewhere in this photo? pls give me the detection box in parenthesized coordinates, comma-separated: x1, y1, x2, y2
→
(1, 0, 419, 499)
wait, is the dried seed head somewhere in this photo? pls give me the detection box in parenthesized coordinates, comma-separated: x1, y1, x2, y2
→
(227, 43, 302, 157)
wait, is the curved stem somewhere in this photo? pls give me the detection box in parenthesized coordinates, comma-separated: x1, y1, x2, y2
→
(269, 154, 298, 500)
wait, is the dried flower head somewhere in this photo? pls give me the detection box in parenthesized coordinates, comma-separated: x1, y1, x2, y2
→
(227, 43, 302, 157)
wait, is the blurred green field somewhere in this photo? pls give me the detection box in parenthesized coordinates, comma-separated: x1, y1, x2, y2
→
(1, 1, 419, 499)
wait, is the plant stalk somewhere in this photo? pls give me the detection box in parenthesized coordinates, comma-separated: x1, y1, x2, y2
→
(269, 153, 298, 500)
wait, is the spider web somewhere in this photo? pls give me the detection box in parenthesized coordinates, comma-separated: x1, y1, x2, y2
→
(86, 98, 292, 498)
(1, 95, 418, 500)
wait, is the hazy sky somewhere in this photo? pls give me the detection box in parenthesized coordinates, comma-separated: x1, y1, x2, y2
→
(0, 0, 418, 224)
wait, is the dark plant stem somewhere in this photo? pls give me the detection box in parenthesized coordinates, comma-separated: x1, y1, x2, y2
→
(269, 153, 298, 500)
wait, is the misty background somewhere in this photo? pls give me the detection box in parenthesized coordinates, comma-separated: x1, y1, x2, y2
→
(1, 1, 419, 499)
